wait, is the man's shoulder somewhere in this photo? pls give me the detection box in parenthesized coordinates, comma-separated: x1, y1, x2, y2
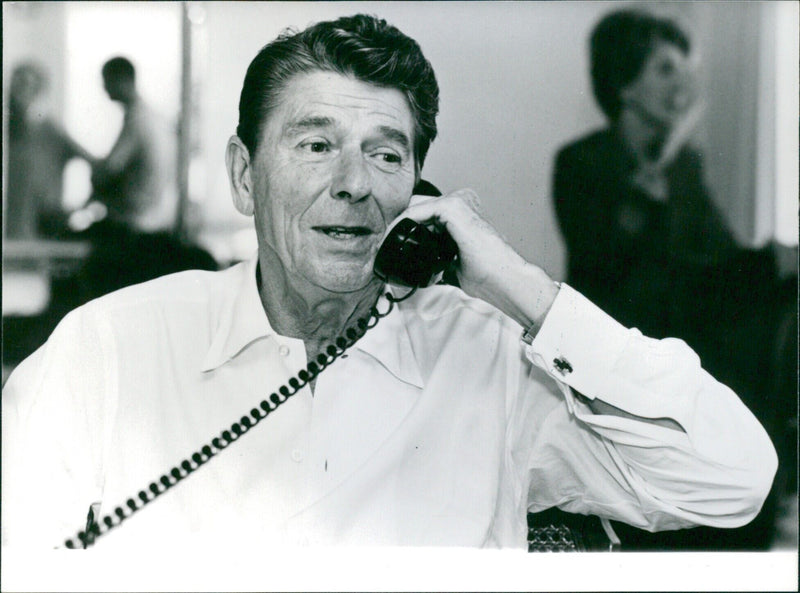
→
(76, 265, 239, 322)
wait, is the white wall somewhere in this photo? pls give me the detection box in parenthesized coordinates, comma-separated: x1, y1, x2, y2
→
(765, 1, 799, 247)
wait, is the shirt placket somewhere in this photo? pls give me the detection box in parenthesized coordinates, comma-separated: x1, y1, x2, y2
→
(273, 335, 315, 510)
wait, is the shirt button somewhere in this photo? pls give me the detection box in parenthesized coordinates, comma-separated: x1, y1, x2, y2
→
(279, 345, 290, 357)
(291, 449, 304, 463)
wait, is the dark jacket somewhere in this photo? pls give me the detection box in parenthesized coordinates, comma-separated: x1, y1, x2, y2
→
(553, 128, 736, 337)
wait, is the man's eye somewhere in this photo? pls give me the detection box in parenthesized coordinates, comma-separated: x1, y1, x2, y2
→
(372, 151, 402, 165)
(299, 140, 330, 154)
(307, 141, 328, 153)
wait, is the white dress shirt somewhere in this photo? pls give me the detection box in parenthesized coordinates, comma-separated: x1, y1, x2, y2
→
(1, 254, 776, 550)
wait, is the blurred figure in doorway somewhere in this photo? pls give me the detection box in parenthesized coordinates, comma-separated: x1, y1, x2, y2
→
(85, 56, 178, 234)
(5, 61, 95, 239)
(67, 55, 207, 303)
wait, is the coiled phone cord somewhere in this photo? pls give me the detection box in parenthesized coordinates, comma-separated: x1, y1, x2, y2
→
(65, 287, 415, 549)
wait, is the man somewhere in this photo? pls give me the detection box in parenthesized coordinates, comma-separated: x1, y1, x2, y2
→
(2, 15, 776, 551)
(88, 56, 177, 233)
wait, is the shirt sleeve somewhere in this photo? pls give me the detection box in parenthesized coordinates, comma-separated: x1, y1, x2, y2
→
(519, 283, 778, 531)
(1, 307, 116, 549)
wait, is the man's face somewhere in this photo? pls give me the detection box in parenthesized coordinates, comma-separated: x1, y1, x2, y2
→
(247, 70, 417, 294)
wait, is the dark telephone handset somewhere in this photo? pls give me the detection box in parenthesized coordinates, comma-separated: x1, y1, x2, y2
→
(65, 181, 453, 549)
(373, 181, 458, 288)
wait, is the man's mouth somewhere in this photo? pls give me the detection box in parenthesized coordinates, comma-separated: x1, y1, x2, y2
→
(313, 226, 373, 239)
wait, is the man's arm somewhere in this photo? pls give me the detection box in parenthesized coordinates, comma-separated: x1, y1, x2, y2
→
(519, 282, 776, 529)
(395, 189, 777, 529)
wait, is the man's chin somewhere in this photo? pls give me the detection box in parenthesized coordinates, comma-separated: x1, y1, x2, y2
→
(309, 266, 380, 295)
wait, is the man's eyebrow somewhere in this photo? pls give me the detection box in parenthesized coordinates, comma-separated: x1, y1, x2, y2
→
(376, 125, 411, 154)
(284, 117, 412, 153)
(284, 115, 335, 135)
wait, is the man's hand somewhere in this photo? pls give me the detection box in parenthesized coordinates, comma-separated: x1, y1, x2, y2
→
(387, 189, 559, 333)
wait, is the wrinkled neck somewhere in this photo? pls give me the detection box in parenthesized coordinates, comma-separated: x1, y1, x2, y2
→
(255, 249, 384, 352)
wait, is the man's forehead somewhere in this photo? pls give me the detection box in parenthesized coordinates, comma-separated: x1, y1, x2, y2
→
(274, 71, 414, 133)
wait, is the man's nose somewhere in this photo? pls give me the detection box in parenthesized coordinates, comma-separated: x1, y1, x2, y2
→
(330, 150, 371, 202)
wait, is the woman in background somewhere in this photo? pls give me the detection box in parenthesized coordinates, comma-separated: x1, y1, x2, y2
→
(552, 9, 736, 343)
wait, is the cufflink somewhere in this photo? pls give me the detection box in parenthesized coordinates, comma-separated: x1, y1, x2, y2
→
(553, 357, 573, 376)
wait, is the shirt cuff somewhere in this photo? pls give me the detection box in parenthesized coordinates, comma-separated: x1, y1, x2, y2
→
(523, 283, 630, 400)
(522, 283, 698, 425)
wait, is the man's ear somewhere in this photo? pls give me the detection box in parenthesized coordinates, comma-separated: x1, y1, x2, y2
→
(226, 135, 255, 216)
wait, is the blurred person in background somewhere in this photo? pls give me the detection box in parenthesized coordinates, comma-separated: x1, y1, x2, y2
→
(67, 55, 214, 303)
(553, 9, 737, 343)
(83, 56, 178, 234)
(552, 8, 789, 550)
(5, 61, 96, 239)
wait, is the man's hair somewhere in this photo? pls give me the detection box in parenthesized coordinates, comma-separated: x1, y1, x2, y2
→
(590, 9, 690, 120)
(102, 56, 136, 82)
(236, 14, 439, 169)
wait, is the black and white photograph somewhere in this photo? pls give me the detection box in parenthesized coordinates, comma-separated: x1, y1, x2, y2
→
(2, 1, 797, 591)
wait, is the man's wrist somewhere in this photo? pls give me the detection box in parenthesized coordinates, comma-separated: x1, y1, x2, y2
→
(520, 278, 561, 344)
(483, 261, 560, 338)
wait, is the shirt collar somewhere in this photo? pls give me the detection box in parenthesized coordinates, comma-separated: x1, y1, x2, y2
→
(201, 253, 424, 389)
(201, 253, 274, 372)
(352, 287, 424, 389)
